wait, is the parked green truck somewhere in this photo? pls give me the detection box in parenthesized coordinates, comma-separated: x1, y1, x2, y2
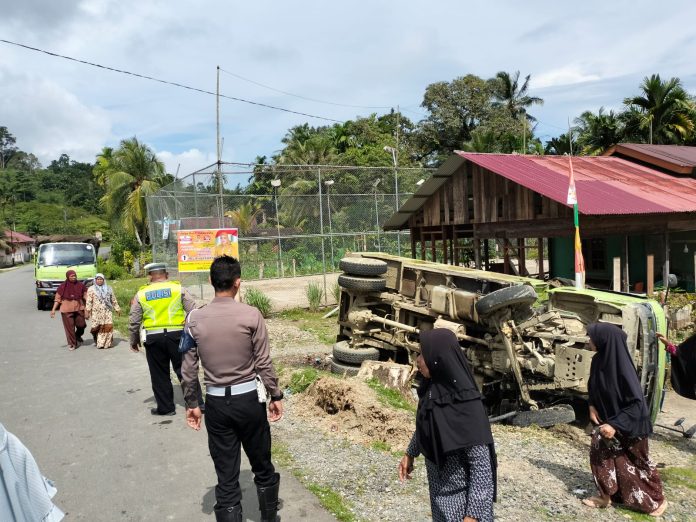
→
(34, 241, 98, 310)
(333, 253, 666, 426)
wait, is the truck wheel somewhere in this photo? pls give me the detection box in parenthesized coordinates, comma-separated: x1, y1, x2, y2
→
(330, 358, 362, 376)
(333, 341, 380, 364)
(509, 404, 576, 428)
(338, 274, 386, 293)
(475, 285, 538, 317)
(37, 297, 44, 311)
(339, 257, 388, 276)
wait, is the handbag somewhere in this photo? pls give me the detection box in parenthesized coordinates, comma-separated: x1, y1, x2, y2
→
(178, 310, 198, 353)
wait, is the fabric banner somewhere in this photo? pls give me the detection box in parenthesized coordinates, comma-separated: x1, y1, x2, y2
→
(177, 228, 239, 272)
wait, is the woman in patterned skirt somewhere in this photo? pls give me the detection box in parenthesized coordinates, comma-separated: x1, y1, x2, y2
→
(582, 323, 667, 516)
(398, 329, 496, 522)
(85, 273, 120, 349)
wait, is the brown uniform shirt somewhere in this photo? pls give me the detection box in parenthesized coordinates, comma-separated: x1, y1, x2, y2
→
(181, 296, 281, 408)
(128, 285, 197, 346)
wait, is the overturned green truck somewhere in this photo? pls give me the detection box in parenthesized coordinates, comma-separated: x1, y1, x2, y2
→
(333, 253, 666, 426)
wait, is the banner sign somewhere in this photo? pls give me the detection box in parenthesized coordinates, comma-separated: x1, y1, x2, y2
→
(177, 228, 239, 272)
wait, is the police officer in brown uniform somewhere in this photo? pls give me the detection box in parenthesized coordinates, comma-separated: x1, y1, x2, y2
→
(182, 256, 283, 522)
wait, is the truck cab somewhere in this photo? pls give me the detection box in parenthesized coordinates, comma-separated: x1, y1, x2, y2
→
(35, 242, 97, 310)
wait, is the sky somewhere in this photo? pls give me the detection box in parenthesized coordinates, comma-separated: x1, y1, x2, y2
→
(3, 0, 696, 177)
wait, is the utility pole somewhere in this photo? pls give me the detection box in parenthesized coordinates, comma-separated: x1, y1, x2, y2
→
(216, 65, 224, 226)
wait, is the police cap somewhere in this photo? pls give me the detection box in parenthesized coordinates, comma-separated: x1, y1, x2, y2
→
(144, 262, 167, 274)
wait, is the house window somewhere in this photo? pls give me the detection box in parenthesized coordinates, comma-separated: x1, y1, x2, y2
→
(582, 238, 606, 271)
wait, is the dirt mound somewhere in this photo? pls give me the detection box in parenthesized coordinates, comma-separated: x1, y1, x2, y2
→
(292, 376, 415, 451)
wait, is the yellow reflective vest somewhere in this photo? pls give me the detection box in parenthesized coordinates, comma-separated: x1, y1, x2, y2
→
(136, 280, 185, 331)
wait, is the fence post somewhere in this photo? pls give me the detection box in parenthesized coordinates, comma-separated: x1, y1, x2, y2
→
(292, 258, 296, 278)
(646, 254, 654, 295)
(613, 257, 621, 291)
(259, 262, 264, 279)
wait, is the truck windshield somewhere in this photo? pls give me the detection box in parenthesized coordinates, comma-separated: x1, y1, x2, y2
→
(38, 244, 95, 267)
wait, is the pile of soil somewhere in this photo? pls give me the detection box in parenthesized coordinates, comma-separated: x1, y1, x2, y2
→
(292, 376, 415, 450)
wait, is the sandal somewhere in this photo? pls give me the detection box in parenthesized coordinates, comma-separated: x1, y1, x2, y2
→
(582, 496, 611, 509)
(68, 345, 76, 351)
(650, 500, 667, 517)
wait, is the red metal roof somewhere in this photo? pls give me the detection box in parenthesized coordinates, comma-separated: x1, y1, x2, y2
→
(3, 230, 33, 243)
(457, 152, 696, 215)
(607, 143, 696, 174)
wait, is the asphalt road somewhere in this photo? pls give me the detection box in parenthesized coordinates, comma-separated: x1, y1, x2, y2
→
(0, 265, 335, 521)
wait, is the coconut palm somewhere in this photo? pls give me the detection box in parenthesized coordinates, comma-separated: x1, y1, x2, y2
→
(544, 133, 576, 155)
(623, 74, 695, 144)
(98, 137, 167, 245)
(224, 201, 262, 236)
(574, 108, 624, 155)
(491, 71, 544, 121)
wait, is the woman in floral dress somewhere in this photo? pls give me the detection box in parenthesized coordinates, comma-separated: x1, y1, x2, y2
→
(583, 323, 667, 516)
(85, 273, 120, 349)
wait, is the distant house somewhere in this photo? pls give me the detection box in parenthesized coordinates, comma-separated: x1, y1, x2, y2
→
(0, 230, 34, 266)
(384, 146, 696, 292)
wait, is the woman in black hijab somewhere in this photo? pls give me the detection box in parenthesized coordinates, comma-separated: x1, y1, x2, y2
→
(583, 323, 666, 516)
(657, 332, 696, 400)
(398, 329, 496, 522)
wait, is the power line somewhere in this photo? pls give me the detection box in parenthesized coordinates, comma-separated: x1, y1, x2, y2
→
(0, 38, 342, 123)
(219, 68, 393, 110)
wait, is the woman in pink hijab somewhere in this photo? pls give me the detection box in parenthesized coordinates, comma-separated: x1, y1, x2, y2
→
(50, 270, 87, 350)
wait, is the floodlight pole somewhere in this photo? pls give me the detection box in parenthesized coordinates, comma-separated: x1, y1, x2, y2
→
(318, 169, 328, 304)
(325, 180, 334, 268)
(272, 179, 283, 277)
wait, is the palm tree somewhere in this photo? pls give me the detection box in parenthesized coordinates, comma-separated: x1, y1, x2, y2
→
(623, 74, 695, 144)
(98, 137, 167, 245)
(491, 71, 544, 121)
(224, 201, 262, 236)
(544, 133, 576, 155)
(574, 108, 624, 155)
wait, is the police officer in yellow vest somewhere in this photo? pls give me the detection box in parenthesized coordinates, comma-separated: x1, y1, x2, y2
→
(129, 263, 201, 416)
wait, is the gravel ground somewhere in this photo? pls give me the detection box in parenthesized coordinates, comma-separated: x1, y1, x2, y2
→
(268, 319, 696, 522)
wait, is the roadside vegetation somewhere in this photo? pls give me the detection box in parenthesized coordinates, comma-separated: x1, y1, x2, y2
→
(111, 277, 147, 334)
(277, 307, 337, 345)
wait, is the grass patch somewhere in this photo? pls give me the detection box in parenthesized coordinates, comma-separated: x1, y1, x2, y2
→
(244, 287, 272, 317)
(306, 483, 356, 522)
(277, 307, 337, 345)
(370, 440, 391, 452)
(366, 379, 416, 413)
(613, 506, 653, 521)
(661, 465, 696, 490)
(305, 282, 324, 312)
(287, 367, 321, 394)
(111, 277, 148, 335)
(271, 442, 356, 522)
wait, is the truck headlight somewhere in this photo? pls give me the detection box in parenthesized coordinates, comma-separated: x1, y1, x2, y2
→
(37, 281, 52, 288)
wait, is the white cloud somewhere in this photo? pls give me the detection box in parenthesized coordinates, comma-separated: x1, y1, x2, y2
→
(0, 69, 111, 165)
(156, 149, 214, 178)
(532, 66, 601, 90)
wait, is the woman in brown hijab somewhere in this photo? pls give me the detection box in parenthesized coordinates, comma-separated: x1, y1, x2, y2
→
(50, 270, 87, 350)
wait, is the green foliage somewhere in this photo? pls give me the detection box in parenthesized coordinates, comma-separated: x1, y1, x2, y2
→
(244, 287, 272, 317)
(305, 483, 356, 522)
(661, 465, 696, 490)
(7, 201, 107, 236)
(287, 368, 321, 394)
(110, 233, 140, 266)
(370, 440, 391, 452)
(97, 258, 128, 280)
(366, 379, 416, 413)
(305, 282, 324, 311)
(277, 307, 337, 345)
(331, 281, 341, 303)
(122, 250, 135, 272)
(110, 277, 147, 334)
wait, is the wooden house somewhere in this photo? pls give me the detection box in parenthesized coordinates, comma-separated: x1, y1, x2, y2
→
(384, 147, 696, 292)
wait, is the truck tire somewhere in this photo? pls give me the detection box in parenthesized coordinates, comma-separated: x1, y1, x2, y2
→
(338, 274, 386, 293)
(37, 297, 44, 311)
(339, 257, 388, 276)
(509, 404, 576, 428)
(475, 285, 538, 317)
(330, 358, 362, 376)
(333, 341, 380, 364)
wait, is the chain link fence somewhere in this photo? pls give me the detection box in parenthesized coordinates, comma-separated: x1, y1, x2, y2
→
(146, 163, 434, 295)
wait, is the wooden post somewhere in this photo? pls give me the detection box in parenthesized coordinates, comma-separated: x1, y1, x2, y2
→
(411, 231, 416, 259)
(474, 238, 481, 269)
(259, 262, 264, 279)
(431, 233, 436, 262)
(503, 241, 510, 274)
(613, 257, 621, 291)
(537, 237, 544, 280)
(442, 228, 448, 265)
(292, 258, 296, 278)
(517, 237, 526, 276)
(484, 239, 490, 270)
(646, 254, 654, 295)
(623, 236, 630, 292)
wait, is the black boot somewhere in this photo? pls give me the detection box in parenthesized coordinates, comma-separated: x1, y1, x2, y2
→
(214, 503, 242, 522)
(257, 473, 280, 522)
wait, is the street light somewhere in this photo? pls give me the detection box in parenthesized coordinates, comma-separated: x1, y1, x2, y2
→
(373, 178, 381, 252)
(324, 180, 335, 268)
(384, 145, 401, 255)
(271, 179, 283, 276)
